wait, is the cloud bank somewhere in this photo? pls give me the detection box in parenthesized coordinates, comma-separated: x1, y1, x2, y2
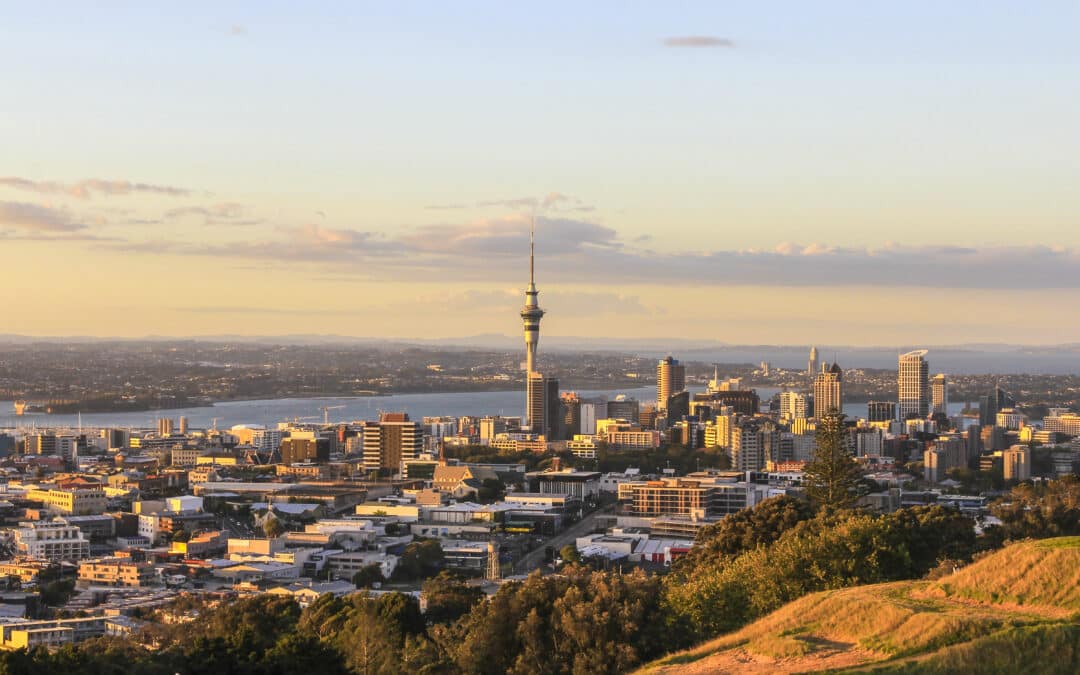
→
(0, 200, 86, 231)
(0, 176, 191, 199)
(104, 215, 1080, 290)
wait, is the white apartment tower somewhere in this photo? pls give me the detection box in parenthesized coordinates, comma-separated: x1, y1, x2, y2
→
(931, 374, 949, 416)
(813, 363, 843, 419)
(898, 350, 930, 420)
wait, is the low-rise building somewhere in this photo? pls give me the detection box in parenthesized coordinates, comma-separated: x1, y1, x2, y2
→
(25, 487, 107, 516)
(625, 477, 758, 519)
(171, 530, 227, 557)
(0, 560, 52, 584)
(77, 557, 157, 587)
(525, 469, 602, 499)
(13, 521, 91, 561)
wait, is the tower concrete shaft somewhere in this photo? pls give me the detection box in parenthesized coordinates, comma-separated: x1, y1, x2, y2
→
(521, 216, 544, 374)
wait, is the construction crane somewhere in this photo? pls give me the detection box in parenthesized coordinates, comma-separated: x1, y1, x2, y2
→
(320, 405, 345, 425)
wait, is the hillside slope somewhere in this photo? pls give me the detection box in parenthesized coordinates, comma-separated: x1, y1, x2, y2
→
(641, 537, 1080, 674)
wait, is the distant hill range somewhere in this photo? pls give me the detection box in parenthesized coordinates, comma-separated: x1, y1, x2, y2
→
(641, 537, 1080, 674)
(0, 334, 1078, 373)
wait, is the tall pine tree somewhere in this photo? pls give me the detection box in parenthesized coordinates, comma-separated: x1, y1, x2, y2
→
(803, 412, 861, 510)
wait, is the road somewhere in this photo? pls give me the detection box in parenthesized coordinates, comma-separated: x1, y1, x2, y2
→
(515, 504, 616, 573)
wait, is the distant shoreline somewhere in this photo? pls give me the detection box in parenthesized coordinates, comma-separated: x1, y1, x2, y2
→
(4, 380, 655, 416)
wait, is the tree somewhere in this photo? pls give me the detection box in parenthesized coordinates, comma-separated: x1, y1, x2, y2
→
(421, 572, 484, 624)
(987, 476, 1080, 544)
(803, 412, 861, 510)
(393, 539, 444, 581)
(171, 528, 190, 543)
(352, 564, 385, 589)
(476, 478, 505, 503)
(559, 544, 580, 564)
(678, 495, 814, 570)
(263, 516, 286, 539)
(439, 567, 667, 675)
(40, 579, 76, 607)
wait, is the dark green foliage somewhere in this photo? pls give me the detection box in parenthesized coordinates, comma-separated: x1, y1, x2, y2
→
(436, 567, 666, 675)
(986, 476, 1080, 545)
(325, 593, 433, 674)
(558, 544, 580, 564)
(263, 516, 286, 538)
(803, 412, 861, 510)
(679, 494, 814, 567)
(476, 478, 505, 503)
(393, 538, 445, 581)
(39, 579, 75, 607)
(351, 563, 385, 589)
(887, 505, 977, 572)
(422, 572, 484, 625)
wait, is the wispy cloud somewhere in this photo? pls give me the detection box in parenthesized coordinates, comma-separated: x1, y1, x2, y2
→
(229, 24, 247, 36)
(425, 192, 595, 213)
(173, 305, 354, 316)
(115, 224, 402, 262)
(0, 231, 117, 242)
(0, 176, 191, 199)
(663, 36, 736, 48)
(401, 215, 620, 258)
(0, 200, 86, 232)
(164, 202, 260, 226)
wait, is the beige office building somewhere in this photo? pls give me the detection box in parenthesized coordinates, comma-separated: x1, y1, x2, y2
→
(657, 356, 686, 412)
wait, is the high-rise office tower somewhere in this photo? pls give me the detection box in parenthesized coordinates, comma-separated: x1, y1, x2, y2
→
(931, 374, 949, 416)
(657, 356, 686, 412)
(178, 416, 189, 435)
(867, 401, 897, 423)
(361, 412, 422, 476)
(527, 372, 561, 439)
(813, 362, 843, 419)
(898, 350, 930, 419)
(779, 391, 810, 421)
(978, 385, 1015, 427)
(561, 392, 582, 438)
(808, 346, 819, 376)
(607, 396, 640, 423)
(157, 417, 174, 436)
(280, 437, 330, 465)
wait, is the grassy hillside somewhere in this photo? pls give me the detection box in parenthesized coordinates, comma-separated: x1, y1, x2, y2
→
(641, 537, 1080, 674)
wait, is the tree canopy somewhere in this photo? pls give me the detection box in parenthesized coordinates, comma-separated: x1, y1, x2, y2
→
(803, 412, 861, 510)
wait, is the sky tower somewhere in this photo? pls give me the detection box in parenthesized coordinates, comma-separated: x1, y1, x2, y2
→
(520, 215, 559, 439)
(520, 216, 544, 375)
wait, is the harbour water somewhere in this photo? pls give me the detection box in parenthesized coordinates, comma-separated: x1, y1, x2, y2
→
(0, 386, 965, 431)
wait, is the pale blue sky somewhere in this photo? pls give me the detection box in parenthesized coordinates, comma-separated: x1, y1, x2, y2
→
(1, 2, 1078, 341)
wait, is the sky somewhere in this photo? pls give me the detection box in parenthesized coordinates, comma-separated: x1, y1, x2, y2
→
(1, 2, 1079, 345)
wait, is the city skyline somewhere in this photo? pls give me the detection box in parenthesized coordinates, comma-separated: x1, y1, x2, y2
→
(1, 5, 1078, 674)
(3, 2, 1080, 343)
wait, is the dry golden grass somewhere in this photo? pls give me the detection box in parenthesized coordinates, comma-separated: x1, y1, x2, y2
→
(640, 537, 1080, 674)
(917, 536, 1080, 612)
